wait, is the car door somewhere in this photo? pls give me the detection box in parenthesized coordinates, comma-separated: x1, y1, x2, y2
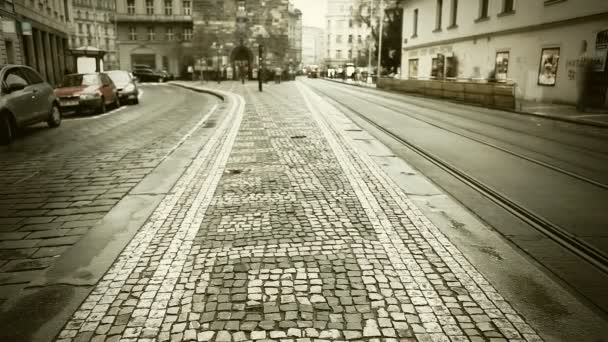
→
(1, 67, 35, 125)
(99, 74, 114, 104)
(21, 67, 52, 120)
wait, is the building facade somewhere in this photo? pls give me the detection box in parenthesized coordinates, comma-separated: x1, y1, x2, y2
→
(325, 0, 371, 69)
(287, 4, 302, 69)
(115, 0, 194, 75)
(191, 0, 302, 78)
(400, 0, 608, 107)
(1, 0, 71, 85)
(70, 0, 118, 70)
(302, 26, 326, 67)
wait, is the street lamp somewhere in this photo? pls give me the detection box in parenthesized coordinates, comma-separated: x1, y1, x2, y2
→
(213, 42, 223, 84)
(377, 0, 385, 82)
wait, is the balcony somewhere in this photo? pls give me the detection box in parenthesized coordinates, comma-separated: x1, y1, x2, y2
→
(115, 14, 192, 23)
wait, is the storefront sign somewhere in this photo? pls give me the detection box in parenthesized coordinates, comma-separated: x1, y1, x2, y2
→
(2, 19, 16, 34)
(20, 22, 32, 36)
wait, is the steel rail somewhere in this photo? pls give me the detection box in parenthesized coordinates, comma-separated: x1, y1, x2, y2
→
(309, 86, 608, 276)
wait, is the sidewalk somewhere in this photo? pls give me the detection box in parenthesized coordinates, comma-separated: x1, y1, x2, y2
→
(322, 78, 608, 128)
(50, 80, 548, 342)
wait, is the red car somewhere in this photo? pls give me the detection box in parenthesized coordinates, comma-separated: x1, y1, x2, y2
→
(54, 73, 120, 114)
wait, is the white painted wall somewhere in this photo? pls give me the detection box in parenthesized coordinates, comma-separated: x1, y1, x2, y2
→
(400, 0, 608, 105)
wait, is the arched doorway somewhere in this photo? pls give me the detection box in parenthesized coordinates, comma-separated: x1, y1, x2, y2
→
(230, 45, 253, 80)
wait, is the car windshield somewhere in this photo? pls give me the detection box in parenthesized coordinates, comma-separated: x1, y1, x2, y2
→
(60, 74, 99, 87)
(107, 71, 130, 84)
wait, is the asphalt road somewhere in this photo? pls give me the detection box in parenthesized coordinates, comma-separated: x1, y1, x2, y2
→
(0, 84, 218, 302)
(302, 79, 608, 314)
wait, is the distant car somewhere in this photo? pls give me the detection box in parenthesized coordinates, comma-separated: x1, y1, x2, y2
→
(107, 70, 139, 105)
(132, 68, 168, 83)
(158, 70, 174, 81)
(0, 64, 61, 145)
(54, 73, 120, 115)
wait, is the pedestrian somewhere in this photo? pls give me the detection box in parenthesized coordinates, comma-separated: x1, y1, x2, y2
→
(274, 67, 281, 84)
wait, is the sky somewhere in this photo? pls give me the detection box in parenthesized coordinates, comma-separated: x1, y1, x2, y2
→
(292, 0, 327, 29)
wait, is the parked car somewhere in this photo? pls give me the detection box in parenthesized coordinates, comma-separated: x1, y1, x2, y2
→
(132, 68, 168, 83)
(158, 69, 174, 81)
(107, 70, 139, 105)
(0, 64, 61, 145)
(54, 73, 120, 115)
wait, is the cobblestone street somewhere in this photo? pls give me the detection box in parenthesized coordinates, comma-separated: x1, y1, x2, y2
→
(0, 85, 219, 301)
(50, 81, 545, 342)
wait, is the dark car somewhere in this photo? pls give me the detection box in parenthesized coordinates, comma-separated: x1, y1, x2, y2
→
(132, 68, 168, 83)
(54, 73, 120, 115)
(0, 64, 61, 145)
(107, 70, 139, 105)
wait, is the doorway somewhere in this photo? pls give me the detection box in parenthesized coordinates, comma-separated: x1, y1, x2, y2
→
(231, 45, 253, 80)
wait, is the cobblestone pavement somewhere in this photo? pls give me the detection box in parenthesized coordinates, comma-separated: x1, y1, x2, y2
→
(0, 85, 219, 298)
(54, 81, 543, 342)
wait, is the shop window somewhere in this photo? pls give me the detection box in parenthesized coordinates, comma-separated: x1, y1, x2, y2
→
(408, 59, 418, 78)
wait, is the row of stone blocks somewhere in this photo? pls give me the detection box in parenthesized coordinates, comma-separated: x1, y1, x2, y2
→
(377, 78, 516, 110)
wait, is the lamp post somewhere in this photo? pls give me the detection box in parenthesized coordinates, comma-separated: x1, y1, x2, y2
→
(377, 0, 385, 82)
(258, 44, 264, 92)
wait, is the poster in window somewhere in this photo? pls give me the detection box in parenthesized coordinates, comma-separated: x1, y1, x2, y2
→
(537, 47, 560, 86)
(495, 51, 509, 81)
(408, 59, 418, 78)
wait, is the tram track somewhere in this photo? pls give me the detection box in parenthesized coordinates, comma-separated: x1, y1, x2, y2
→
(306, 85, 608, 282)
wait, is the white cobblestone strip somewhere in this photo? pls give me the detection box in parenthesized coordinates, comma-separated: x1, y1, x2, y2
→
(296, 82, 543, 342)
(54, 91, 245, 342)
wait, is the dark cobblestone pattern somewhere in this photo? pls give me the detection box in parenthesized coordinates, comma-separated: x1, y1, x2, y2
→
(54, 82, 542, 342)
(0, 85, 217, 291)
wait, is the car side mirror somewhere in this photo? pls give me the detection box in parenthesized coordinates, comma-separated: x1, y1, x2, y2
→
(5, 83, 26, 94)
(133, 76, 139, 82)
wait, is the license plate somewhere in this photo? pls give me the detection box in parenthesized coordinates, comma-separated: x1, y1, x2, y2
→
(61, 100, 78, 107)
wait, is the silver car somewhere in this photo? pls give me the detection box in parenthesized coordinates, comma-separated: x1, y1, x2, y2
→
(0, 64, 61, 145)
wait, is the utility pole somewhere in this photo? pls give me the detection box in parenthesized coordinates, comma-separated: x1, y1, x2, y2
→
(366, 0, 374, 83)
(377, 0, 384, 82)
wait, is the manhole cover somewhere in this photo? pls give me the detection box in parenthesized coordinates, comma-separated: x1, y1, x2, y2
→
(290, 135, 307, 139)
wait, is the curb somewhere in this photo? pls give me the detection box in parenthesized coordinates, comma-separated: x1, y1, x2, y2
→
(320, 78, 608, 129)
(169, 82, 226, 101)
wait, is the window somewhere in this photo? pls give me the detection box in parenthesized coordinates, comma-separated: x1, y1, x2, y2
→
(3, 68, 29, 90)
(21, 67, 44, 84)
(357, 35, 362, 44)
(146, 0, 154, 15)
(435, 0, 443, 31)
(4, 41, 14, 64)
(87, 24, 91, 34)
(349, 19, 353, 28)
(348, 49, 352, 59)
(335, 50, 342, 59)
(77, 10, 81, 18)
(348, 35, 353, 43)
(105, 38, 110, 49)
(495, 51, 509, 80)
(104, 25, 108, 35)
(336, 35, 342, 43)
(478, 0, 489, 20)
(129, 27, 137, 40)
(408, 59, 418, 78)
(166, 27, 174, 41)
(78, 23, 83, 33)
(183, 0, 191, 15)
(449, 0, 458, 27)
(183, 28, 192, 40)
(147, 27, 155, 40)
(127, 0, 135, 15)
(501, 0, 514, 14)
(412, 9, 418, 37)
(165, 0, 172, 15)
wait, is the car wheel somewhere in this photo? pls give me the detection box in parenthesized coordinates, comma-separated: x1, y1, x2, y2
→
(132, 97, 139, 105)
(47, 104, 62, 128)
(98, 97, 107, 114)
(158, 77, 164, 83)
(0, 113, 15, 146)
